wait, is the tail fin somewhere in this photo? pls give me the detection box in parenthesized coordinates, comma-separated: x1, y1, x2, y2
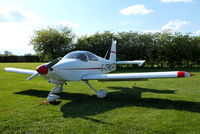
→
(109, 40, 117, 61)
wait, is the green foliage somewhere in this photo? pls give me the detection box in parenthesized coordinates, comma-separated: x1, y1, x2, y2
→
(117, 32, 200, 67)
(76, 31, 200, 68)
(29, 26, 75, 61)
(29, 26, 200, 67)
(75, 31, 115, 58)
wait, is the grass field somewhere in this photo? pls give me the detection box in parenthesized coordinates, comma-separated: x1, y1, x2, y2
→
(0, 63, 200, 134)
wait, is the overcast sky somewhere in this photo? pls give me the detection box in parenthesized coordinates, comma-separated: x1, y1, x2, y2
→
(0, 0, 199, 55)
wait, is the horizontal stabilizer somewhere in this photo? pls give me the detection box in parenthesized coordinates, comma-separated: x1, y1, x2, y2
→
(82, 71, 191, 81)
(116, 60, 145, 66)
(4, 67, 37, 75)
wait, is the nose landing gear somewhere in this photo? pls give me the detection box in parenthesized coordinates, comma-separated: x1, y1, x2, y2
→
(47, 84, 64, 102)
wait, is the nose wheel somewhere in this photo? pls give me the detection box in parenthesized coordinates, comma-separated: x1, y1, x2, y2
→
(47, 94, 60, 102)
(47, 84, 64, 102)
(83, 81, 107, 98)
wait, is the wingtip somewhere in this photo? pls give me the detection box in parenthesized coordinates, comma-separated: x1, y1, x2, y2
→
(3, 67, 8, 71)
(138, 60, 145, 67)
(177, 71, 193, 77)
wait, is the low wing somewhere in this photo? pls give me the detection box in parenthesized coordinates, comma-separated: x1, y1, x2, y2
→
(82, 71, 191, 81)
(4, 67, 37, 75)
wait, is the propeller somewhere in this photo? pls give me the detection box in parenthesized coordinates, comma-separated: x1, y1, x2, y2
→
(26, 57, 62, 80)
(46, 57, 62, 69)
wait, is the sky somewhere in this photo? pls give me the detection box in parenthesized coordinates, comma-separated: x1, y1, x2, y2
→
(0, 0, 200, 55)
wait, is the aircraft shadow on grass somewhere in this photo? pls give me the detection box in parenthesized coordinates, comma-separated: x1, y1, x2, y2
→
(15, 86, 200, 124)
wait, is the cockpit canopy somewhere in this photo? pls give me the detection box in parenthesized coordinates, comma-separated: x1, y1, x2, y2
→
(63, 51, 98, 62)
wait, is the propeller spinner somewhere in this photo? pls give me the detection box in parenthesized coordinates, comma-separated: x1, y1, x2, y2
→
(26, 57, 62, 80)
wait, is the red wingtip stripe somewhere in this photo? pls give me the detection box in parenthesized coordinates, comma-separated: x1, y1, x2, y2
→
(177, 71, 185, 77)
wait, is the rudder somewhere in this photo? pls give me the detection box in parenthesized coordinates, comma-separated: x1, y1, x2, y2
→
(109, 40, 117, 61)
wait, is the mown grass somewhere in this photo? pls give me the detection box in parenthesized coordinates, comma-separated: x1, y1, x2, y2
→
(0, 63, 200, 134)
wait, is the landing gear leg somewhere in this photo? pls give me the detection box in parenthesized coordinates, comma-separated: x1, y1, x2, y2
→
(47, 84, 64, 102)
(83, 81, 107, 98)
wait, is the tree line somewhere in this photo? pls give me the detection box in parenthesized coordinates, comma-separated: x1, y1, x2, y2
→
(0, 51, 40, 62)
(29, 26, 200, 68)
(3, 26, 200, 68)
(0, 55, 40, 62)
(76, 31, 200, 68)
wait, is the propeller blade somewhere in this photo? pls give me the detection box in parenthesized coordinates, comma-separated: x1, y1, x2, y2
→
(26, 72, 39, 80)
(45, 57, 62, 69)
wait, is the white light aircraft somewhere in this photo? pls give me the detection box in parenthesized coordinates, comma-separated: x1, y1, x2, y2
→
(4, 40, 192, 102)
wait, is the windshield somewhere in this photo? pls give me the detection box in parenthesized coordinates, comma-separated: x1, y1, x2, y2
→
(63, 51, 88, 62)
(63, 51, 98, 62)
(86, 52, 98, 61)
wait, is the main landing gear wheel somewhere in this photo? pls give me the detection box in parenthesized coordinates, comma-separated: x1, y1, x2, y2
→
(83, 81, 107, 98)
(97, 90, 107, 98)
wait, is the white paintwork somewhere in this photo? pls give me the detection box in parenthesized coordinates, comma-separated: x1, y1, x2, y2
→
(82, 71, 180, 80)
(26, 73, 39, 80)
(96, 90, 107, 98)
(109, 40, 117, 61)
(4, 67, 37, 74)
(4, 40, 192, 101)
(116, 60, 145, 66)
(47, 94, 60, 102)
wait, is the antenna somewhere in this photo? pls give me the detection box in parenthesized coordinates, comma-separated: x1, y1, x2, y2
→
(104, 50, 109, 59)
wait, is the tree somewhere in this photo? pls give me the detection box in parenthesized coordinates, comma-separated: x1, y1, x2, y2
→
(4, 51, 13, 56)
(75, 31, 115, 58)
(29, 26, 75, 61)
